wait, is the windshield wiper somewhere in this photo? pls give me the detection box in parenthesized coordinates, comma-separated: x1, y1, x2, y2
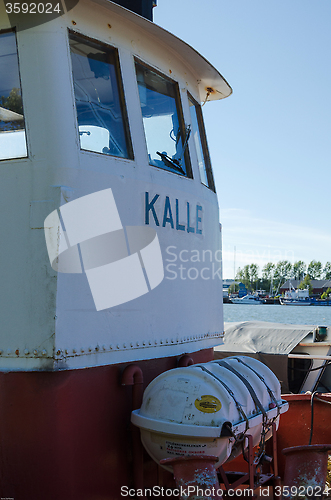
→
(156, 152, 185, 174)
(156, 125, 191, 174)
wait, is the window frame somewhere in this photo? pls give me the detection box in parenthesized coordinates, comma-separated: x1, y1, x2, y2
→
(288, 354, 313, 393)
(68, 30, 134, 160)
(0, 28, 28, 162)
(135, 58, 193, 179)
(188, 92, 215, 192)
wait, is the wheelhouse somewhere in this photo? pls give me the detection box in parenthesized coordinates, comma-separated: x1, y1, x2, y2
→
(0, 3, 234, 499)
(0, 1, 231, 370)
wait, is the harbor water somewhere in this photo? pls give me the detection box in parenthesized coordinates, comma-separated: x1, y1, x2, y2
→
(223, 303, 331, 326)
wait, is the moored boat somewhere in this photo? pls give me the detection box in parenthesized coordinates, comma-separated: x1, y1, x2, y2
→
(2, 2, 327, 496)
(231, 293, 263, 304)
(215, 321, 331, 484)
(0, 2, 233, 498)
(280, 284, 312, 305)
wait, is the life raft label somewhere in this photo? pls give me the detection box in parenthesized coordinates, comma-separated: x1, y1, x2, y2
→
(194, 395, 222, 413)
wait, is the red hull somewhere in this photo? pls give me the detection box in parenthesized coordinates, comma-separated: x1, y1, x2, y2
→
(222, 393, 331, 483)
(0, 349, 213, 500)
(276, 393, 331, 478)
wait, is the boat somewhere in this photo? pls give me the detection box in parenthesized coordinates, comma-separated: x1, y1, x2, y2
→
(1, 3, 327, 497)
(215, 321, 331, 481)
(279, 283, 312, 305)
(0, 2, 239, 498)
(215, 321, 331, 394)
(231, 293, 263, 304)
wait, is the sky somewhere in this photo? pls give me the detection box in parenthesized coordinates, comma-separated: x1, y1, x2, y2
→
(154, 0, 331, 279)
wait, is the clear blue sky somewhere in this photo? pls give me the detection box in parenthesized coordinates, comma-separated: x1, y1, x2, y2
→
(154, 0, 331, 279)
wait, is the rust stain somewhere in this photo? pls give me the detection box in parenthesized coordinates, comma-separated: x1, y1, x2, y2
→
(206, 87, 215, 94)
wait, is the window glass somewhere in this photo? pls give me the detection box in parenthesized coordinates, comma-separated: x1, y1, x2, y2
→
(288, 356, 312, 393)
(135, 61, 191, 177)
(69, 33, 132, 159)
(0, 30, 27, 161)
(188, 95, 215, 191)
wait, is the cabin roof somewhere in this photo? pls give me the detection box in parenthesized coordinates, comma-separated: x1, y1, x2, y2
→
(215, 321, 316, 356)
(280, 279, 331, 291)
(92, 0, 232, 102)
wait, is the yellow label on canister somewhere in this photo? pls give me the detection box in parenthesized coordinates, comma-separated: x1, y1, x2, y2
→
(194, 395, 222, 413)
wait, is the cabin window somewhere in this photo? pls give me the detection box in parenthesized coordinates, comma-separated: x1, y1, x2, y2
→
(288, 356, 312, 393)
(0, 30, 27, 161)
(69, 33, 133, 159)
(135, 61, 192, 177)
(188, 94, 215, 191)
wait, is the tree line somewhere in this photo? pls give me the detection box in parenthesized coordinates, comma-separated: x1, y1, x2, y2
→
(0, 88, 24, 131)
(231, 260, 331, 295)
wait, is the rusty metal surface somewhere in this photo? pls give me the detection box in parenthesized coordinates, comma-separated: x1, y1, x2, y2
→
(0, 349, 213, 500)
(275, 393, 331, 478)
(283, 444, 331, 488)
(161, 455, 222, 500)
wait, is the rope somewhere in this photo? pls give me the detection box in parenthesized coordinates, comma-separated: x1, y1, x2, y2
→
(195, 365, 250, 435)
(214, 360, 267, 420)
(214, 358, 280, 467)
(231, 357, 280, 415)
(315, 396, 331, 405)
(309, 391, 318, 445)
